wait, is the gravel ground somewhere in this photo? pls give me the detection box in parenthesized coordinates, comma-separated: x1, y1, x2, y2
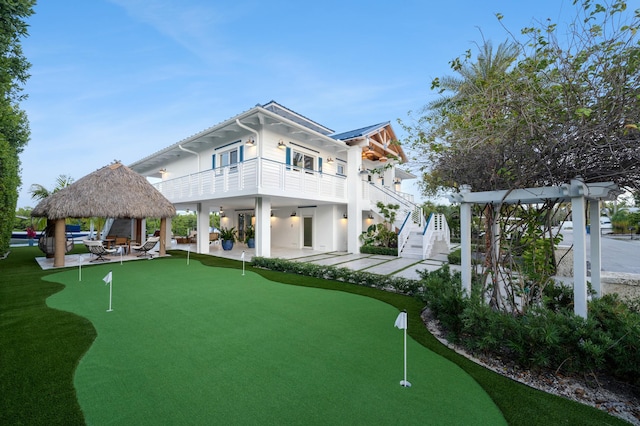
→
(421, 309, 640, 425)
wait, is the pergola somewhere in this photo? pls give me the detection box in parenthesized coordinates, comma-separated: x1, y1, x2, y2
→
(449, 178, 620, 318)
(31, 162, 176, 267)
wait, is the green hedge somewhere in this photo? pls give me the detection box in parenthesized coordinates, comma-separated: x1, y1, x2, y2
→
(418, 266, 640, 386)
(359, 245, 398, 256)
(251, 256, 421, 296)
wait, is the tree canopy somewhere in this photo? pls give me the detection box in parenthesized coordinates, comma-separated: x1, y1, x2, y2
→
(403, 0, 640, 196)
(0, 0, 34, 255)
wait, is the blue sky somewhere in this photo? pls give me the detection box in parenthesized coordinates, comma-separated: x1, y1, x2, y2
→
(17, 0, 575, 208)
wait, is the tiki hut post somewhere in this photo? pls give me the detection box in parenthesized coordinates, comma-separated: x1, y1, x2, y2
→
(134, 219, 144, 244)
(160, 217, 167, 256)
(53, 219, 66, 267)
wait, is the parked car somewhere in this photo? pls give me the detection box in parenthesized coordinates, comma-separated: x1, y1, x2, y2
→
(599, 216, 613, 234)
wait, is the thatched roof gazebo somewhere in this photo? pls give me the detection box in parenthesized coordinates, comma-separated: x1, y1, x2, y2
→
(32, 162, 176, 267)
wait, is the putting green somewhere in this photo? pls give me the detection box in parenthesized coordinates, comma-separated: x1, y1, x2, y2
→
(45, 259, 505, 425)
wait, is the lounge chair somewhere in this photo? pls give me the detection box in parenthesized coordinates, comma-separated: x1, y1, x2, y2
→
(209, 232, 220, 245)
(84, 240, 117, 262)
(131, 236, 160, 258)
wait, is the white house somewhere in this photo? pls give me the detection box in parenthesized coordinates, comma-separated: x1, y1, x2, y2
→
(129, 101, 446, 258)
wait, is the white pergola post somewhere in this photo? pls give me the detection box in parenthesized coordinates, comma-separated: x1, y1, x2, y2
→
(570, 179, 588, 318)
(450, 179, 618, 319)
(255, 196, 271, 258)
(589, 200, 602, 298)
(459, 185, 472, 295)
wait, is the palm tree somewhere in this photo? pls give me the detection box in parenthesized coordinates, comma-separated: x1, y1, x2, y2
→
(428, 39, 520, 110)
(428, 40, 521, 311)
(29, 175, 75, 233)
(29, 174, 74, 201)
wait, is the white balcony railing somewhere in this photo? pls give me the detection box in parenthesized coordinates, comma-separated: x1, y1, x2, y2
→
(153, 158, 347, 203)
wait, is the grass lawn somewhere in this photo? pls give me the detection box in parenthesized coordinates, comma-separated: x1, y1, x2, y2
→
(0, 246, 628, 425)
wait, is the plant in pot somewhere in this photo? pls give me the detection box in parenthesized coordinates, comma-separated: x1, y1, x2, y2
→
(219, 227, 237, 251)
(244, 225, 255, 248)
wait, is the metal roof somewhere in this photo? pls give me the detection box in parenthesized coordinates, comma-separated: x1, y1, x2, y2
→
(330, 122, 390, 141)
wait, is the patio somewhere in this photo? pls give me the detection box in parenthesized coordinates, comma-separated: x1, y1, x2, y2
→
(35, 240, 453, 280)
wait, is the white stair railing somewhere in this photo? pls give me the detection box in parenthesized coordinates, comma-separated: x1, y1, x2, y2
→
(397, 212, 412, 256)
(422, 213, 450, 259)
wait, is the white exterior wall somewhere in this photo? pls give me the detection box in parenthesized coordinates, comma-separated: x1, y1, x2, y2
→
(270, 211, 301, 248)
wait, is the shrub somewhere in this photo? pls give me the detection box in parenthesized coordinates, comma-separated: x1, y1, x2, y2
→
(360, 245, 397, 256)
(416, 269, 640, 385)
(448, 248, 461, 264)
(251, 257, 421, 296)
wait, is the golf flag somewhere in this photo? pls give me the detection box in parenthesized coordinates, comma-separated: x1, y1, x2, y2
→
(103, 270, 114, 312)
(394, 311, 407, 330)
(241, 251, 245, 260)
(395, 310, 411, 387)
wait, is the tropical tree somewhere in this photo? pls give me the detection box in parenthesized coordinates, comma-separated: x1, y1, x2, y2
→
(29, 174, 75, 201)
(402, 0, 640, 312)
(0, 0, 35, 255)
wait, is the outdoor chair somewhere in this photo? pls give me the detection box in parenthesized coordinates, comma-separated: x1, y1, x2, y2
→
(84, 240, 117, 262)
(131, 236, 160, 258)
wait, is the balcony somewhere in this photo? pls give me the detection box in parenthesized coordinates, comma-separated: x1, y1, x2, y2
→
(152, 158, 348, 204)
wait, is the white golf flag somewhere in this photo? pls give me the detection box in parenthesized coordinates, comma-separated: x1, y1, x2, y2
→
(241, 251, 245, 260)
(394, 311, 407, 330)
(103, 271, 112, 285)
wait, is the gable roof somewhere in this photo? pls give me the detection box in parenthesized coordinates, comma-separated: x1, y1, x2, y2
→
(330, 122, 390, 141)
(331, 121, 407, 163)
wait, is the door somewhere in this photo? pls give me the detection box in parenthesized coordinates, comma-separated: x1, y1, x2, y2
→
(303, 217, 313, 248)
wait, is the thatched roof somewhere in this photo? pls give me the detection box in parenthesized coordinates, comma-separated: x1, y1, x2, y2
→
(31, 162, 176, 219)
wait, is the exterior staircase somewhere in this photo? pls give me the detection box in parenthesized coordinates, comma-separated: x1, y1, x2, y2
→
(365, 182, 451, 261)
(397, 215, 451, 260)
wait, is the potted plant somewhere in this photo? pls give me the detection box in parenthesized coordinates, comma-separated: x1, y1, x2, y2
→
(244, 225, 255, 248)
(26, 226, 37, 246)
(219, 227, 237, 251)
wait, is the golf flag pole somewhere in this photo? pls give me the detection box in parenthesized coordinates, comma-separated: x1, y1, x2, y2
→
(394, 310, 411, 387)
(241, 250, 245, 276)
(78, 255, 84, 282)
(103, 271, 113, 312)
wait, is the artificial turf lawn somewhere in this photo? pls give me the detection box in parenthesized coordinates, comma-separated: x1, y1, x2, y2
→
(0, 247, 629, 425)
(44, 258, 505, 425)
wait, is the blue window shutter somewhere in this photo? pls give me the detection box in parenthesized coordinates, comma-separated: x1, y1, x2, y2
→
(239, 146, 244, 162)
(212, 154, 216, 169)
(318, 157, 323, 173)
(286, 147, 291, 166)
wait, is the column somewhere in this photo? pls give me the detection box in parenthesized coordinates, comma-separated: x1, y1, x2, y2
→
(459, 185, 472, 296)
(589, 200, 602, 298)
(197, 203, 210, 254)
(571, 179, 588, 318)
(347, 146, 363, 254)
(255, 196, 271, 257)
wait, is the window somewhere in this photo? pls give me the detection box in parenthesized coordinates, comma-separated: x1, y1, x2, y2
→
(220, 149, 238, 167)
(216, 146, 243, 172)
(337, 164, 345, 176)
(292, 150, 315, 172)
